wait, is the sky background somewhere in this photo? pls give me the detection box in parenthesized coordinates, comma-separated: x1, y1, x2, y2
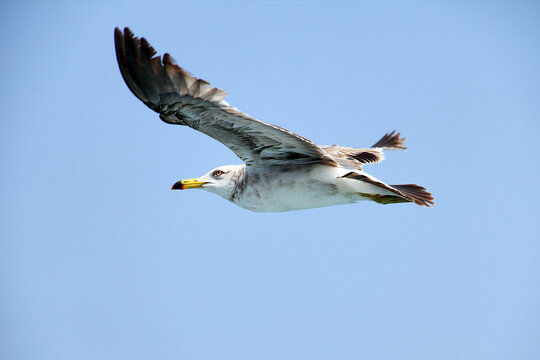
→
(1, 1, 539, 359)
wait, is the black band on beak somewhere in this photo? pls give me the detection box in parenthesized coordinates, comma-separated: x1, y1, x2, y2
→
(171, 181, 184, 190)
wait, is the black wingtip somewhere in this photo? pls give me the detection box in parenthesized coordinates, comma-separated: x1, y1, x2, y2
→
(371, 130, 407, 150)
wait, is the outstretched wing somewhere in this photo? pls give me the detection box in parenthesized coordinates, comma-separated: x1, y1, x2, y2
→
(322, 131, 407, 169)
(322, 145, 385, 169)
(114, 27, 337, 168)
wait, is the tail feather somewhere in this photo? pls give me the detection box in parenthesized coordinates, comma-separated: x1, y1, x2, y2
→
(340, 172, 434, 207)
(371, 130, 407, 150)
(391, 184, 435, 207)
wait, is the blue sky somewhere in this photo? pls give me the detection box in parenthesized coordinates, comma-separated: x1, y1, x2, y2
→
(1, 1, 539, 359)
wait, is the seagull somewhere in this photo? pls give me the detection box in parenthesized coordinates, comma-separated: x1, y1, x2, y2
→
(114, 27, 434, 212)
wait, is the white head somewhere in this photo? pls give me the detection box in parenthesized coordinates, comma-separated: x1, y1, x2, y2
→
(171, 165, 246, 200)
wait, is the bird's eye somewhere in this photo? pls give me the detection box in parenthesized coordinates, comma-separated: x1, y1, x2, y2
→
(213, 170, 224, 177)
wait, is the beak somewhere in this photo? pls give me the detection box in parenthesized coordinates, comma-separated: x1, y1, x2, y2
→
(171, 178, 207, 190)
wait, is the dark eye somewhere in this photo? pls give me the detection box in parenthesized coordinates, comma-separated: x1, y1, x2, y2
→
(213, 170, 224, 177)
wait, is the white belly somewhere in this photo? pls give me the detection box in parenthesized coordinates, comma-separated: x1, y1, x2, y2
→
(232, 165, 363, 212)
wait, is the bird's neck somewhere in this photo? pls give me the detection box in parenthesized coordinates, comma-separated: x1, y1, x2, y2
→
(230, 165, 248, 201)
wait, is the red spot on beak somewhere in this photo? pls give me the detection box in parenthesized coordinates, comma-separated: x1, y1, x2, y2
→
(171, 181, 184, 190)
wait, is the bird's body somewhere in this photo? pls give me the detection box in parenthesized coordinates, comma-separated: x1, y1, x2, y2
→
(206, 165, 409, 212)
(225, 164, 354, 212)
(114, 27, 434, 212)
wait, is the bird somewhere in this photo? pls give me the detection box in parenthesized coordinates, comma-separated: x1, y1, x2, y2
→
(114, 27, 434, 212)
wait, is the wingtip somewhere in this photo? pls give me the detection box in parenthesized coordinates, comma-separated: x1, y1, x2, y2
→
(114, 27, 232, 122)
(115, 26, 132, 37)
(124, 27, 134, 38)
(372, 130, 407, 150)
(114, 27, 123, 46)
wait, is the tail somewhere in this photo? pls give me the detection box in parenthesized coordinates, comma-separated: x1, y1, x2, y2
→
(371, 130, 407, 150)
(340, 172, 435, 207)
(391, 184, 435, 207)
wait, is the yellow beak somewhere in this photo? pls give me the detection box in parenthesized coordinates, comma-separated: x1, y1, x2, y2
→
(171, 178, 207, 190)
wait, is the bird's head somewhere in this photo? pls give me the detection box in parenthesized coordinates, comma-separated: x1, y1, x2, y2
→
(171, 165, 245, 200)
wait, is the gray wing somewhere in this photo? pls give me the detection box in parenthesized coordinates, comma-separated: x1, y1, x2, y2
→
(322, 131, 407, 169)
(114, 27, 337, 168)
(322, 146, 384, 169)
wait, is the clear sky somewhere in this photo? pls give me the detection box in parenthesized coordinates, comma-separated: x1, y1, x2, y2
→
(1, 1, 539, 359)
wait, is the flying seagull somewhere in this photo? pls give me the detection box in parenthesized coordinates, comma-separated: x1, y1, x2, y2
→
(114, 27, 434, 212)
